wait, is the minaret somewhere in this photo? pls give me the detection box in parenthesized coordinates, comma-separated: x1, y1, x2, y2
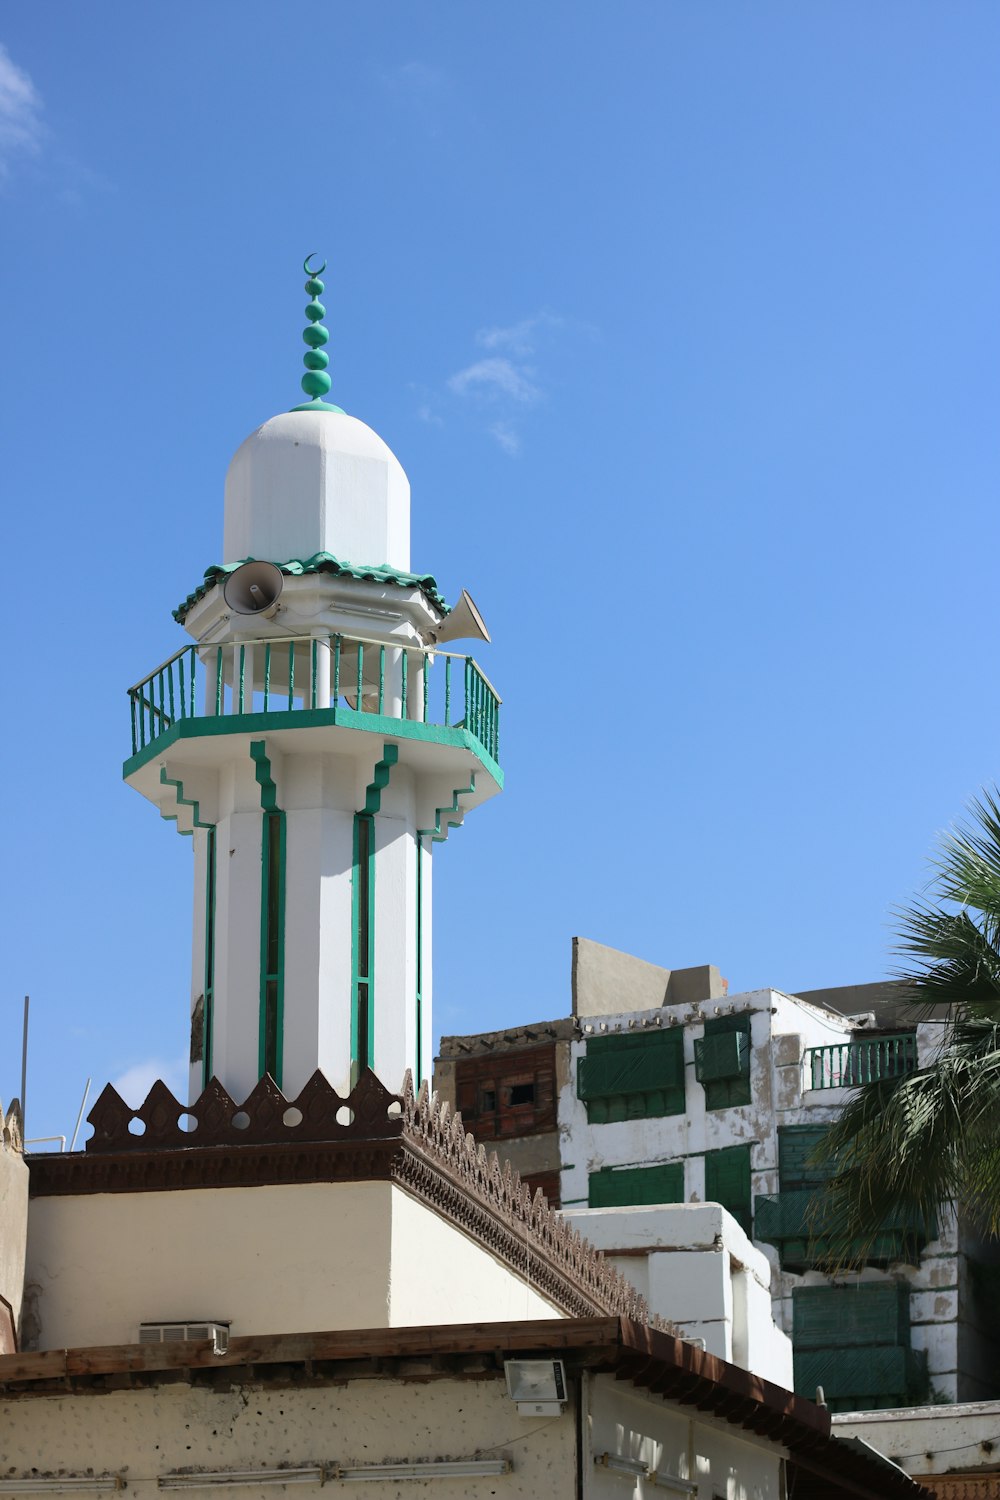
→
(124, 258, 501, 1104)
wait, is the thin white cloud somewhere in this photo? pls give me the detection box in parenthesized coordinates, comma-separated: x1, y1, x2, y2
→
(489, 422, 521, 456)
(112, 1056, 189, 1108)
(0, 43, 43, 178)
(417, 401, 444, 427)
(447, 357, 540, 404)
(476, 312, 562, 358)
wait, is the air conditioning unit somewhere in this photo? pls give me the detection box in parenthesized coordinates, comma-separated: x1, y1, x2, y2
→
(139, 1321, 229, 1355)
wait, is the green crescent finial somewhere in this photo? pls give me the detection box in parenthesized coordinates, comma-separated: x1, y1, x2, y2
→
(290, 253, 345, 414)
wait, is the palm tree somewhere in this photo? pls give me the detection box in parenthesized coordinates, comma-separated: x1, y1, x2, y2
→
(815, 789, 1000, 1257)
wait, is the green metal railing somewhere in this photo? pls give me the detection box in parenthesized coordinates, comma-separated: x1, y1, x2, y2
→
(805, 1034, 917, 1090)
(127, 634, 502, 765)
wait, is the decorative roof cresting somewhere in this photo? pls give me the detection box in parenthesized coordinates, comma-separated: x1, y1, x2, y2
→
(290, 253, 346, 416)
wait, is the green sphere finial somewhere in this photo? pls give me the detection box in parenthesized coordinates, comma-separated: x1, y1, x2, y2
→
(290, 253, 345, 414)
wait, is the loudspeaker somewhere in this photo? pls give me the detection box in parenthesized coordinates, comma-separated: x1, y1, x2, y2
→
(223, 561, 284, 617)
(434, 589, 491, 645)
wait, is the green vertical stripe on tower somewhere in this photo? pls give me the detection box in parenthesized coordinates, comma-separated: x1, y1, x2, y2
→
(351, 745, 399, 1080)
(251, 741, 286, 1085)
(415, 834, 424, 1088)
(203, 826, 217, 1088)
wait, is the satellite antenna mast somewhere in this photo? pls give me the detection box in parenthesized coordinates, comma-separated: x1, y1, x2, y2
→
(70, 1078, 92, 1153)
(20, 994, 29, 1134)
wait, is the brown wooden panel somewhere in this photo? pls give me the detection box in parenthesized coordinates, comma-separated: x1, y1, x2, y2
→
(453, 1043, 557, 1140)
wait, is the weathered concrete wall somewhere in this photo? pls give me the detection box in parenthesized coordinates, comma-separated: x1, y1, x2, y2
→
(0, 1374, 577, 1499)
(833, 1399, 1000, 1479)
(25, 1179, 563, 1351)
(0, 1103, 27, 1353)
(0, 1365, 790, 1499)
(572, 937, 726, 1018)
(560, 991, 790, 1212)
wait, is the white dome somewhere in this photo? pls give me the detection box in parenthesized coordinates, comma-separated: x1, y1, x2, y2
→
(223, 410, 410, 570)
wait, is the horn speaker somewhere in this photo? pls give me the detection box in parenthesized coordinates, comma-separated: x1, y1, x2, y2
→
(223, 561, 284, 617)
(434, 590, 491, 645)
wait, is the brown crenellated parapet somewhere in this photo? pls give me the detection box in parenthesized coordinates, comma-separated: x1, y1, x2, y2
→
(85, 1069, 402, 1153)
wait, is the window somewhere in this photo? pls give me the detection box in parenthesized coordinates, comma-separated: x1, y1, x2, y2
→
(704, 1144, 752, 1234)
(588, 1161, 684, 1208)
(695, 1014, 751, 1109)
(506, 1081, 535, 1107)
(577, 1030, 685, 1123)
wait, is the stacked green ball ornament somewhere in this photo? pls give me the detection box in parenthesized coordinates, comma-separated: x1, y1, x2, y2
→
(290, 254, 345, 414)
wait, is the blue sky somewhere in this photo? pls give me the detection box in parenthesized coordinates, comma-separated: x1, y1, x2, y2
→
(3, 4, 999, 1142)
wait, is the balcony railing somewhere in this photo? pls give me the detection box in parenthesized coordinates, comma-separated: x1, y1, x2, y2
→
(805, 1034, 917, 1091)
(128, 633, 501, 766)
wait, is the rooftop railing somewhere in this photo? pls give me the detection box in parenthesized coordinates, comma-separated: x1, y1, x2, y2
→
(805, 1034, 917, 1091)
(128, 633, 501, 766)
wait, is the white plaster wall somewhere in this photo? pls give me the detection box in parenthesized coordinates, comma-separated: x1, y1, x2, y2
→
(417, 837, 433, 1086)
(586, 1376, 784, 1500)
(387, 1187, 564, 1326)
(212, 807, 265, 1102)
(25, 1181, 563, 1352)
(0, 1375, 577, 1500)
(26, 1182, 393, 1350)
(372, 774, 417, 1093)
(224, 411, 411, 571)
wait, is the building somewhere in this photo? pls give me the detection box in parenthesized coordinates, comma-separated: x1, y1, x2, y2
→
(436, 935, 1000, 1411)
(0, 262, 930, 1500)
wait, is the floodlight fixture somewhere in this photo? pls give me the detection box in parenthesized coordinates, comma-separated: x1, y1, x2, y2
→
(504, 1358, 568, 1416)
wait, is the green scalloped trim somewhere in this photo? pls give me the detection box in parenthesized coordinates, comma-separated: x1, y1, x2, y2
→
(174, 552, 450, 623)
(158, 767, 215, 834)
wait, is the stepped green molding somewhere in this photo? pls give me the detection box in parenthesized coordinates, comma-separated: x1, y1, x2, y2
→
(158, 766, 215, 835)
(290, 254, 345, 414)
(363, 742, 400, 814)
(351, 746, 397, 1080)
(124, 710, 503, 793)
(417, 775, 477, 844)
(251, 740, 280, 811)
(251, 741, 286, 1085)
(174, 551, 450, 623)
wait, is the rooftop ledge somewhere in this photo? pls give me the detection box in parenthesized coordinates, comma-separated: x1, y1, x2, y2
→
(124, 632, 502, 784)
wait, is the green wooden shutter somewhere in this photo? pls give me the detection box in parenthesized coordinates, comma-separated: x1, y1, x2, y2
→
(588, 1160, 684, 1208)
(704, 1144, 752, 1233)
(791, 1284, 927, 1411)
(577, 1030, 685, 1123)
(793, 1283, 910, 1348)
(777, 1126, 836, 1189)
(699, 1015, 752, 1109)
